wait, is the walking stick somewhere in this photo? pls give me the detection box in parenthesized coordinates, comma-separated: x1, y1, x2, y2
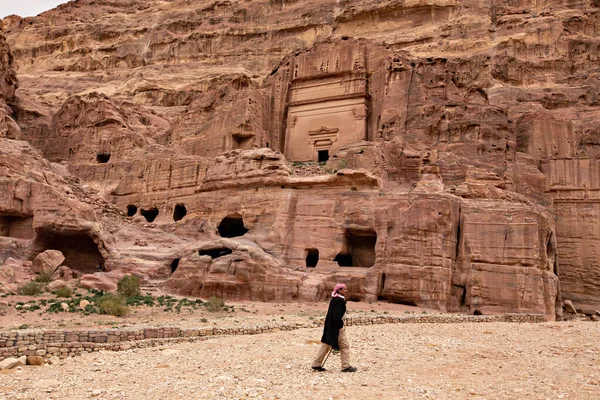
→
(321, 347, 333, 367)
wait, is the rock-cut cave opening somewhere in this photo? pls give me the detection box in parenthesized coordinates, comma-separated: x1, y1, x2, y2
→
(0, 215, 34, 239)
(31, 231, 105, 274)
(96, 153, 111, 163)
(334, 229, 377, 267)
(141, 208, 159, 223)
(305, 248, 319, 268)
(217, 214, 248, 238)
(173, 204, 187, 222)
(126, 205, 138, 217)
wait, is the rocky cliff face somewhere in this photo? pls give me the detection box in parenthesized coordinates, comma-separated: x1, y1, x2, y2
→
(0, 21, 20, 139)
(2, 0, 600, 319)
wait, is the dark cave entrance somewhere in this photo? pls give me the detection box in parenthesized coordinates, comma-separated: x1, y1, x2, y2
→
(126, 205, 138, 217)
(334, 229, 377, 267)
(170, 258, 180, 273)
(305, 248, 319, 268)
(0, 215, 34, 239)
(199, 248, 233, 259)
(96, 153, 111, 163)
(32, 231, 105, 274)
(318, 150, 329, 162)
(233, 134, 253, 150)
(141, 208, 159, 222)
(173, 204, 187, 221)
(217, 214, 248, 238)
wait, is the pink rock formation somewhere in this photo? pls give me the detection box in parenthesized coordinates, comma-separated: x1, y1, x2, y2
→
(2, 0, 600, 319)
(31, 249, 65, 275)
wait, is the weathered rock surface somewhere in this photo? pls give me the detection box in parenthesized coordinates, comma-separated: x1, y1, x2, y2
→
(1, 0, 600, 319)
(0, 356, 20, 370)
(0, 20, 20, 140)
(31, 249, 65, 274)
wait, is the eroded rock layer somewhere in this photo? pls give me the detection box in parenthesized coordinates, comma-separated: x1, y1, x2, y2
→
(2, 0, 600, 318)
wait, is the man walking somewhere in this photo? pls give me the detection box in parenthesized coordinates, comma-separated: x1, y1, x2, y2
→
(311, 283, 357, 372)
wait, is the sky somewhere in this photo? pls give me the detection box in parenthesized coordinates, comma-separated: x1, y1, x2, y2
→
(0, 0, 70, 19)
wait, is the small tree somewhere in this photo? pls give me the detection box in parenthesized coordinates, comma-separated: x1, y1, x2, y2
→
(117, 275, 141, 297)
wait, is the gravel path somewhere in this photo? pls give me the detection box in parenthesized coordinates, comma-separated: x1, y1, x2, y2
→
(2, 320, 600, 399)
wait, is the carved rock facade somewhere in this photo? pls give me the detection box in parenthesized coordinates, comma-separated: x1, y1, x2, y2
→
(2, 0, 600, 319)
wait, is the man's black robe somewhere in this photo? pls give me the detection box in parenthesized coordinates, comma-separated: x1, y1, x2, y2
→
(321, 296, 347, 350)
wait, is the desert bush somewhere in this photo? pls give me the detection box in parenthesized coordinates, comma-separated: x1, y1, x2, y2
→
(34, 272, 52, 283)
(18, 282, 44, 296)
(117, 275, 141, 297)
(98, 294, 128, 317)
(205, 296, 225, 312)
(54, 286, 73, 298)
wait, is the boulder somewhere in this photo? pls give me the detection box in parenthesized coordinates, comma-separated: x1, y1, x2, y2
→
(47, 280, 70, 292)
(0, 357, 20, 370)
(32, 250, 65, 275)
(79, 269, 130, 292)
(52, 265, 78, 281)
(0, 264, 15, 284)
(0, 300, 9, 316)
(26, 355, 45, 366)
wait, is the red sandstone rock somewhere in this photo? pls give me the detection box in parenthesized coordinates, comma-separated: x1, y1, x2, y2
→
(79, 269, 143, 292)
(32, 250, 65, 275)
(52, 265, 78, 281)
(46, 279, 70, 292)
(26, 355, 45, 366)
(2, 0, 600, 319)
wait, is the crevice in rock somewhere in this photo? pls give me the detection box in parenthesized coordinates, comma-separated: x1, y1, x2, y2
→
(377, 273, 387, 300)
(217, 214, 248, 238)
(455, 207, 462, 262)
(305, 248, 319, 268)
(141, 208, 159, 223)
(170, 258, 180, 273)
(173, 204, 187, 221)
(199, 248, 233, 259)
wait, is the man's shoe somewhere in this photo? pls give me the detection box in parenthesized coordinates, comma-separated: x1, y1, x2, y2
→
(312, 366, 326, 372)
(341, 366, 357, 372)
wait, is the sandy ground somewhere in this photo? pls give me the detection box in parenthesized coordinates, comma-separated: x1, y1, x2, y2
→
(0, 293, 430, 331)
(1, 311, 600, 399)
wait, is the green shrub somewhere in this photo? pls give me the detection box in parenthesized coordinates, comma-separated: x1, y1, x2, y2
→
(35, 272, 53, 283)
(54, 286, 73, 298)
(98, 294, 128, 317)
(205, 296, 225, 312)
(18, 282, 44, 296)
(117, 275, 141, 297)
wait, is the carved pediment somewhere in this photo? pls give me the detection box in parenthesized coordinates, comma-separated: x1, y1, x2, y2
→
(308, 126, 339, 145)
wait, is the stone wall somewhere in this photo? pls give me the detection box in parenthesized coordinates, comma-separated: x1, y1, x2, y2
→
(0, 313, 546, 363)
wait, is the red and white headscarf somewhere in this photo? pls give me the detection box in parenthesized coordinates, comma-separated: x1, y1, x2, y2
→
(331, 283, 347, 298)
